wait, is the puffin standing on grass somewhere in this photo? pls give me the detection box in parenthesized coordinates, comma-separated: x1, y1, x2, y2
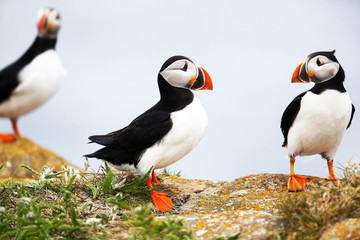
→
(0, 8, 65, 142)
(281, 50, 355, 191)
(85, 56, 213, 212)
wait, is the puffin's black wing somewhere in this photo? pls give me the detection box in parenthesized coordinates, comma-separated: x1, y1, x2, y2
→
(280, 91, 307, 147)
(0, 63, 21, 104)
(346, 104, 355, 129)
(88, 111, 172, 151)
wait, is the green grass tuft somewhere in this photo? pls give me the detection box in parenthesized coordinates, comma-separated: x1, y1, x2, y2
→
(126, 205, 194, 240)
(0, 164, 159, 239)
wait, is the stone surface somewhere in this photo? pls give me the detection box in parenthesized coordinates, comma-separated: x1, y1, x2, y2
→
(0, 137, 79, 181)
(160, 173, 289, 239)
(320, 218, 360, 240)
(157, 173, 359, 239)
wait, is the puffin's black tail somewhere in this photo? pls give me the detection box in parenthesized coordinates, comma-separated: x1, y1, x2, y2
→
(83, 152, 97, 159)
(88, 134, 117, 147)
(83, 147, 119, 160)
(83, 146, 139, 167)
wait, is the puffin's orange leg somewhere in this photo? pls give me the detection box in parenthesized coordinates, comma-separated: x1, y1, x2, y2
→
(288, 157, 310, 192)
(11, 119, 21, 137)
(325, 160, 339, 181)
(151, 170, 179, 193)
(0, 119, 21, 142)
(146, 175, 173, 213)
(151, 170, 159, 185)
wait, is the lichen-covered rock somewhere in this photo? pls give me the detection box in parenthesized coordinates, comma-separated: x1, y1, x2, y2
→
(320, 218, 360, 240)
(158, 173, 342, 239)
(159, 173, 289, 239)
(0, 137, 79, 181)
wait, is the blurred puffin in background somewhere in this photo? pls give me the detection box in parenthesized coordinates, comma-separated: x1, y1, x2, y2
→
(85, 55, 213, 212)
(0, 7, 65, 142)
(281, 50, 355, 191)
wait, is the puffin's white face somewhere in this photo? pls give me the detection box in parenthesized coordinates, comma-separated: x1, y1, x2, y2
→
(160, 59, 198, 89)
(37, 8, 61, 38)
(291, 50, 341, 84)
(159, 57, 213, 90)
(159, 56, 212, 90)
(307, 55, 340, 83)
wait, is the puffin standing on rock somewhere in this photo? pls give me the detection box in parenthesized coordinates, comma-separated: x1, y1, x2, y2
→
(281, 50, 355, 192)
(0, 8, 65, 142)
(85, 56, 213, 212)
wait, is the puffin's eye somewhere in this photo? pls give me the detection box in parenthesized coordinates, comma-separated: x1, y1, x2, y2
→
(316, 58, 323, 66)
(181, 62, 188, 71)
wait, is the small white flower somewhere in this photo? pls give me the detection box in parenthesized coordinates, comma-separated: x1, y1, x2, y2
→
(86, 218, 101, 225)
(19, 197, 31, 205)
(0, 207, 6, 213)
(27, 212, 36, 219)
(115, 192, 123, 199)
(44, 166, 54, 175)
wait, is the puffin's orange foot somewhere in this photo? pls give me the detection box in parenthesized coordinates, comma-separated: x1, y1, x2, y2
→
(288, 174, 310, 192)
(325, 175, 339, 181)
(150, 191, 173, 213)
(0, 133, 16, 142)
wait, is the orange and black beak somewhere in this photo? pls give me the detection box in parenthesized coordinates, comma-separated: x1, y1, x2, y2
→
(190, 65, 213, 90)
(291, 61, 311, 83)
(37, 9, 52, 33)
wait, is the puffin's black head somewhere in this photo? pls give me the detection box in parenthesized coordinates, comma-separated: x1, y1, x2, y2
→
(37, 8, 61, 38)
(159, 55, 213, 91)
(291, 50, 343, 84)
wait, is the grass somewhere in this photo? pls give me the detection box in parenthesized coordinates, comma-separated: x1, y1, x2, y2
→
(125, 205, 194, 240)
(275, 160, 360, 239)
(3, 159, 360, 239)
(0, 163, 163, 239)
(0, 162, 241, 239)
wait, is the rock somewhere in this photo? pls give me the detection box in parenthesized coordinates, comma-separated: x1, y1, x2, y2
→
(158, 173, 339, 239)
(0, 137, 79, 181)
(320, 218, 360, 240)
(160, 173, 288, 239)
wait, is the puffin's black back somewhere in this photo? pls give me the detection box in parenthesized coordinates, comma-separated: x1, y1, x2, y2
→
(0, 37, 56, 103)
(85, 74, 195, 167)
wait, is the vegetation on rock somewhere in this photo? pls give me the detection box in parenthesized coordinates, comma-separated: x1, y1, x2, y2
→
(276, 160, 360, 239)
(0, 162, 240, 239)
(1, 156, 359, 239)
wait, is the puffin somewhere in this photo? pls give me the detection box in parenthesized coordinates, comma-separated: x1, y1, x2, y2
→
(84, 55, 213, 212)
(281, 50, 355, 191)
(0, 8, 65, 142)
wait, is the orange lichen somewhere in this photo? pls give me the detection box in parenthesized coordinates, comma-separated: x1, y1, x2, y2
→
(0, 137, 79, 181)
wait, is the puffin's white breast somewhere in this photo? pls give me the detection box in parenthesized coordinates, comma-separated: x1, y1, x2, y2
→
(137, 96, 208, 174)
(0, 50, 65, 119)
(287, 90, 352, 159)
